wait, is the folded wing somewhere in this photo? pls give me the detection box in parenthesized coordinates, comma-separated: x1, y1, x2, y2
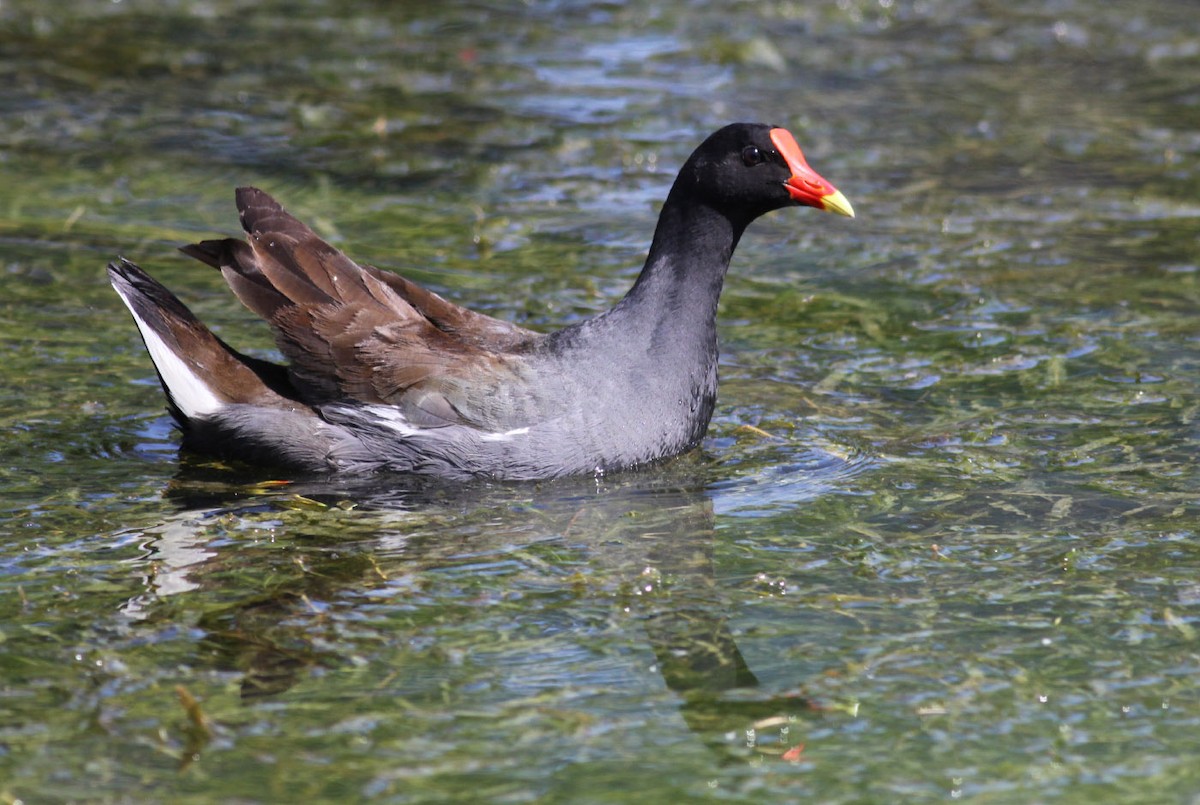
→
(180, 187, 543, 429)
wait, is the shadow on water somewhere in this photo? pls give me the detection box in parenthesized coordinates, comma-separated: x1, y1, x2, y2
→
(119, 457, 860, 763)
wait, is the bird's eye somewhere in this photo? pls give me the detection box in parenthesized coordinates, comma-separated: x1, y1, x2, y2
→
(741, 145, 764, 167)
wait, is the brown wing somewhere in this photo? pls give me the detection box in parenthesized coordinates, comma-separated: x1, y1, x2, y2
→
(180, 187, 542, 427)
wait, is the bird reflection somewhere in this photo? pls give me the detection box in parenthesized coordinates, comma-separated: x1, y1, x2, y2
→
(123, 456, 829, 761)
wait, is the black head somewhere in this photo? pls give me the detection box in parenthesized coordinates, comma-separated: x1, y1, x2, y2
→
(673, 122, 853, 227)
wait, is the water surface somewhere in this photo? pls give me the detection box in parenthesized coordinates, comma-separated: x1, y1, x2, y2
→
(2, 0, 1199, 801)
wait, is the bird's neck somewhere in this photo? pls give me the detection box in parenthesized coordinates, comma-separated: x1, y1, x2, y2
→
(615, 190, 746, 334)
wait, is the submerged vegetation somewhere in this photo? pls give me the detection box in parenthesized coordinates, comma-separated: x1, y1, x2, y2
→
(1, 0, 1198, 801)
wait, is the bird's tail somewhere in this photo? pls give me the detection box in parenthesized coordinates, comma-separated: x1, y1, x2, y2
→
(107, 258, 296, 427)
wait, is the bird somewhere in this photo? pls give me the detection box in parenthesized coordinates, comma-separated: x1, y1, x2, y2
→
(109, 122, 853, 481)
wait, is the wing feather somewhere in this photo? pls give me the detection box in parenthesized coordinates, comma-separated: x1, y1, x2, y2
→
(179, 187, 547, 429)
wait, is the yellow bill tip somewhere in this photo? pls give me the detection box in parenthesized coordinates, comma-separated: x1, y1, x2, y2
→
(820, 188, 855, 219)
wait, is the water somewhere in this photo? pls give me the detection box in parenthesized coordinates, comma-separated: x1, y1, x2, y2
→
(2, 0, 1199, 801)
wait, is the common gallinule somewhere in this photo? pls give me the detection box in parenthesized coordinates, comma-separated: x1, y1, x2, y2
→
(109, 123, 853, 480)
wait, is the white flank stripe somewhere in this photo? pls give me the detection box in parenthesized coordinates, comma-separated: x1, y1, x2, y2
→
(480, 426, 530, 442)
(362, 406, 528, 442)
(364, 405, 420, 436)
